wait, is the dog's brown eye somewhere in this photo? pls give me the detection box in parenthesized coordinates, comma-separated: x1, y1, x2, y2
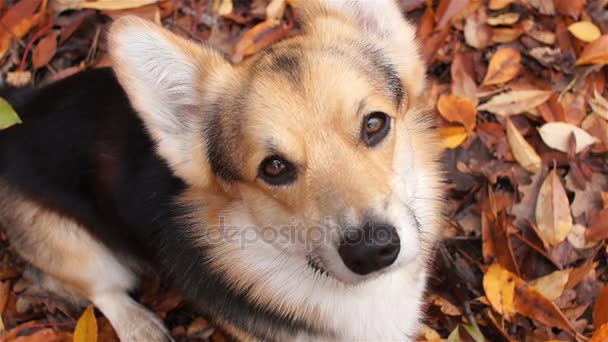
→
(361, 112, 391, 147)
(259, 155, 297, 185)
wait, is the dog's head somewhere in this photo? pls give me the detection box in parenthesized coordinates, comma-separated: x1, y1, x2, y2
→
(109, 0, 443, 285)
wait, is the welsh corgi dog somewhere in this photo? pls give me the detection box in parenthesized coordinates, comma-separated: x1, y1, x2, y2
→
(0, 0, 444, 340)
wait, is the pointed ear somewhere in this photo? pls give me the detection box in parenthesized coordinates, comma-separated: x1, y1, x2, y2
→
(300, 0, 426, 99)
(108, 16, 232, 187)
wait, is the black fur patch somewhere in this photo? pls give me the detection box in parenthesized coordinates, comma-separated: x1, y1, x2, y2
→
(0, 68, 320, 340)
(360, 44, 405, 106)
(269, 53, 302, 86)
(203, 102, 242, 182)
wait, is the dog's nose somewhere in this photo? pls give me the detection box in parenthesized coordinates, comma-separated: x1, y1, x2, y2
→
(338, 222, 400, 275)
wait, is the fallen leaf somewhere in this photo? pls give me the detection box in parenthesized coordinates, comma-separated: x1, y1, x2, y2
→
(32, 31, 58, 69)
(506, 118, 542, 174)
(52, 0, 157, 11)
(482, 212, 519, 274)
(483, 263, 517, 318)
(0, 0, 45, 59)
(529, 269, 570, 301)
(585, 208, 608, 242)
(0, 97, 22, 130)
(512, 170, 545, 229)
(232, 19, 289, 63)
(576, 35, 608, 65)
(491, 27, 523, 43)
(439, 126, 468, 149)
(591, 323, 608, 342)
(435, 0, 471, 29)
(568, 21, 601, 43)
(213, 0, 233, 16)
(483, 48, 521, 86)
(12, 328, 72, 342)
(513, 282, 575, 333)
(567, 224, 599, 249)
(487, 13, 520, 26)
(464, 10, 491, 49)
(73, 305, 98, 342)
(554, 0, 586, 18)
(437, 94, 477, 132)
(535, 169, 573, 247)
(478, 90, 552, 116)
(451, 53, 478, 105)
(488, 0, 512, 10)
(5, 71, 32, 87)
(429, 294, 462, 316)
(538, 122, 598, 153)
(589, 90, 608, 121)
(581, 113, 608, 153)
(594, 286, 608, 328)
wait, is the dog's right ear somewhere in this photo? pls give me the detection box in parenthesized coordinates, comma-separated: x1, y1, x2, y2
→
(108, 16, 232, 188)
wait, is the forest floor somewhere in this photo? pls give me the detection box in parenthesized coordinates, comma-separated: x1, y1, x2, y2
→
(0, 0, 607, 341)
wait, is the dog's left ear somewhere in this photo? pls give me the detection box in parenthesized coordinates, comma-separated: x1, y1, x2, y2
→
(109, 17, 233, 187)
(300, 0, 426, 99)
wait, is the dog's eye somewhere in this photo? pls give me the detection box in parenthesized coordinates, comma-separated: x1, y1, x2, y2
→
(361, 112, 391, 147)
(259, 155, 297, 185)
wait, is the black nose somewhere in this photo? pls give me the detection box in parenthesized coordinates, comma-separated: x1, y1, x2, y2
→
(338, 222, 400, 275)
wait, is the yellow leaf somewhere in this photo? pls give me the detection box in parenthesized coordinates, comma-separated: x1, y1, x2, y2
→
(437, 94, 477, 132)
(506, 119, 542, 174)
(439, 126, 468, 149)
(536, 169, 573, 247)
(478, 90, 552, 116)
(538, 122, 598, 153)
(73, 305, 98, 342)
(568, 21, 601, 43)
(529, 269, 570, 301)
(483, 263, 517, 318)
(483, 48, 521, 85)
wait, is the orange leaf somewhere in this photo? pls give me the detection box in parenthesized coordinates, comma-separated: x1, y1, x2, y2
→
(513, 282, 575, 333)
(481, 213, 519, 275)
(593, 286, 608, 328)
(439, 126, 468, 149)
(73, 305, 98, 342)
(483, 48, 521, 85)
(484, 263, 517, 319)
(591, 323, 608, 342)
(437, 94, 477, 132)
(586, 208, 608, 242)
(0, 0, 45, 59)
(451, 53, 477, 105)
(554, 0, 585, 17)
(232, 19, 289, 63)
(576, 35, 608, 65)
(32, 31, 58, 69)
(435, 0, 470, 29)
(488, 0, 512, 10)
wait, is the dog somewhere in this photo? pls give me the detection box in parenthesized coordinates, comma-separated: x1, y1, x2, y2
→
(0, 0, 444, 340)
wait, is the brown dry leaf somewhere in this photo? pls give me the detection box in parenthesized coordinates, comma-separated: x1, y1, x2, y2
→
(538, 122, 598, 153)
(554, 0, 586, 18)
(12, 328, 72, 342)
(512, 170, 545, 229)
(232, 19, 289, 63)
(585, 208, 608, 242)
(435, 0, 471, 29)
(32, 31, 58, 69)
(437, 94, 477, 132)
(528, 30, 557, 45)
(5, 71, 32, 87)
(576, 35, 608, 65)
(52, 0, 157, 11)
(478, 90, 552, 116)
(429, 294, 462, 316)
(73, 305, 98, 342)
(535, 169, 573, 247)
(487, 13, 520, 26)
(568, 21, 601, 43)
(439, 126, 468, 149)
(483, 48, 521, 86)
(589, 90, 608, 121)
(594, 286, 608, 328)
(529, 269, 570, 301)
(567, 224, 599, 249)
(491, 27, 523, 43)
(481, 213, 519, 274)
(506, 118, 542, 174)
(464, 11, 492, 49)
(483, 263, 517, 319)
(451, 53, 478, 105)
(581, 113, 608, 153)
(0, 0, 46, 59)
(567, 172, 608, 220)
(591, 324, 608, 342)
